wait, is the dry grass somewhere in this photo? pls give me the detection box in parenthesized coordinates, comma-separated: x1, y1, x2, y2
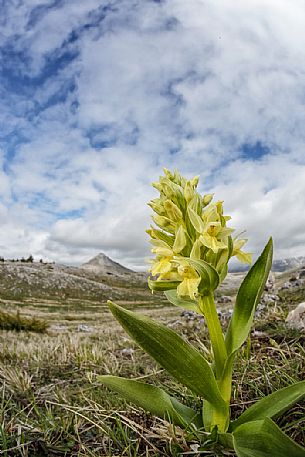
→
(0, 285, 304, 456)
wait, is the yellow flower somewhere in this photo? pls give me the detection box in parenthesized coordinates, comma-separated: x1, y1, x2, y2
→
(164, 199, 183, 222)
(200, 222, 233, 253)
(150, 256, 173, 276)
(232, 239, 252, 264)
(187, 206, 234, 254)
(177, 262, 201, 299)
(150, 226, 187, 278)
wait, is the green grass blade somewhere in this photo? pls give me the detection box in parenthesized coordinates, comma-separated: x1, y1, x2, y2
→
(230, 380, 305, 431)
(233, 417, 305, 457)
(107, 301, 226, 410)
(98, 375, 203, 428)
(225, 238, 273, 355)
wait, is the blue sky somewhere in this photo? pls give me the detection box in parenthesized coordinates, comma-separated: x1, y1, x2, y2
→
(1, 0, 305, 269)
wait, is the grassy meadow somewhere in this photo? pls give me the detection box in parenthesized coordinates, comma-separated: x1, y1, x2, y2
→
(0, 276, 304, 456)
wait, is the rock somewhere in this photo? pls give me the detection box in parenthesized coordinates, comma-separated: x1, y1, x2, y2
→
(167, 320, 183, 328)
(255, 303, 266, 317)
(120, 348, 135, 356)
(286, 302, 305, 330)
(77, 324, 93, 332)
(264, 271, 275, 291)
(299, 269, 305, 278)
(251, 330, 267, 338)
(217, 295, 232, 304)
(51, 324, 68, 332)
(181, 310, 196, 320)
(280, 282, 292, 290)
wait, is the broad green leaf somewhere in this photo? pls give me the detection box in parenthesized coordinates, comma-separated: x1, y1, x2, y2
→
(230, 380, 305, 431)
(225, 238, 273, 355)
(184, 258, 219, 295)
(148, 278, 181, 292)
(98, 375, 202, 428)
(164, 289, 199, 311)
(107, 301, 227, 411)
(233, 417, 305, 457)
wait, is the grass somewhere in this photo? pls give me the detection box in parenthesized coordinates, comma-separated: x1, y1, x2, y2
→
(0, 310, 48, 332)
(0, 277, 304, 456)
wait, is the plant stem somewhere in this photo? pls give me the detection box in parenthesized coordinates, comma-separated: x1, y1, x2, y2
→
(198, 293, 227, 379)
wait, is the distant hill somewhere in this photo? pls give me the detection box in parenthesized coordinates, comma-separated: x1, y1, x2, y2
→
(0, 252, 304, 306)
(0, 258, 150, 304)
(81, 253, 133, 275)
(230, 256, 305, 273)
(272, 256, 305, 272)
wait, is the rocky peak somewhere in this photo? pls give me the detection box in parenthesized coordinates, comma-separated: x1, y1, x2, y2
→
(81, 253, 133, 275)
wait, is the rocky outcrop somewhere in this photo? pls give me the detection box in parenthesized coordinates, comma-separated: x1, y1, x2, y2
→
(286, 302, 305, 330)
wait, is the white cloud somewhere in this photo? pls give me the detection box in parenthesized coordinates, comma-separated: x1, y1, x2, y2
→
(0, 0, 305, 269)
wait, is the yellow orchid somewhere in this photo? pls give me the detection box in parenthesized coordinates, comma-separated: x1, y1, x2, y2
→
(177, 262, 201, 300)
(150, 256, 173, 276)
(149, 226, 187, 279)
(232, 239, 252, 264)
(200, 222, 234, 253)
(148, 169, 251, 294)
(187, 206, 233, 254)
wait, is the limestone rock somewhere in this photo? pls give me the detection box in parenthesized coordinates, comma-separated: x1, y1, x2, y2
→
(286, 302, 305, 330)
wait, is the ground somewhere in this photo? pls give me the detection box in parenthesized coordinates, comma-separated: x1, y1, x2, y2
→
(0, 268, 304, 456)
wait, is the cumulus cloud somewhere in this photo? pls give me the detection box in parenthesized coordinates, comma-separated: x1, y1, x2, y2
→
(0, 0, 304, 269)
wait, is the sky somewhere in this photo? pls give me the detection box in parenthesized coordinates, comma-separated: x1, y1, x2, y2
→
(1, 0, 305, 270)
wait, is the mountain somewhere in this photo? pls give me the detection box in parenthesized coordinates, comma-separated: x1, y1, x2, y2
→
(272, 256, 305, 272)
(81, 253, 133, 275)
(231, 256, 305, 273)
(0, 258, 151, 305)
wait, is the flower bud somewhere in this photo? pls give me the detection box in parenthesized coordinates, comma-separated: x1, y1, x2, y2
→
(163, 167, 173, 179)
(173, 225, 187, 253)
(164, 199, 183, 222)
(190, 175, 199, 188)
(184, 181, 194, 203)
(152, 215, 175, 232)
(202, 193, 213, 207)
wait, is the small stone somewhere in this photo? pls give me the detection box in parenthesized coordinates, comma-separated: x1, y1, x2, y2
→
(120, 348, 135, 356)
(77, 324, 93, 332)
(217, 295, 232, 304)
(299, 269, 305, 279)
(286, 302, 305, 330)
(51, 324, 68, 332)
(167, 320, 183, 328)
(289, 275, 298, 282)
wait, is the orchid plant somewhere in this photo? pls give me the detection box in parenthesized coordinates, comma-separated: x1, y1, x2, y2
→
(99, 169, 305, 456)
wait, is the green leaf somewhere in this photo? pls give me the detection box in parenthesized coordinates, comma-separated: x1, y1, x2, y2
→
(164, 289, 199, 311)
(98, 375, 202, 428)
(230, 380, 305, 431)
(232, 417, 305, 457)
(107, 301, 227, 411)
(183, 258, 219, 295)
(225, 238, 273, 355)
(148, 278, 181, 292)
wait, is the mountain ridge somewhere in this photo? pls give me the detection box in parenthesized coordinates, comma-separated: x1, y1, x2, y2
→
(81, 253, 133, 275)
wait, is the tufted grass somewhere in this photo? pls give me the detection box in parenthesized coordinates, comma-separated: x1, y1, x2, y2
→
(0, 270, 304, 456)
